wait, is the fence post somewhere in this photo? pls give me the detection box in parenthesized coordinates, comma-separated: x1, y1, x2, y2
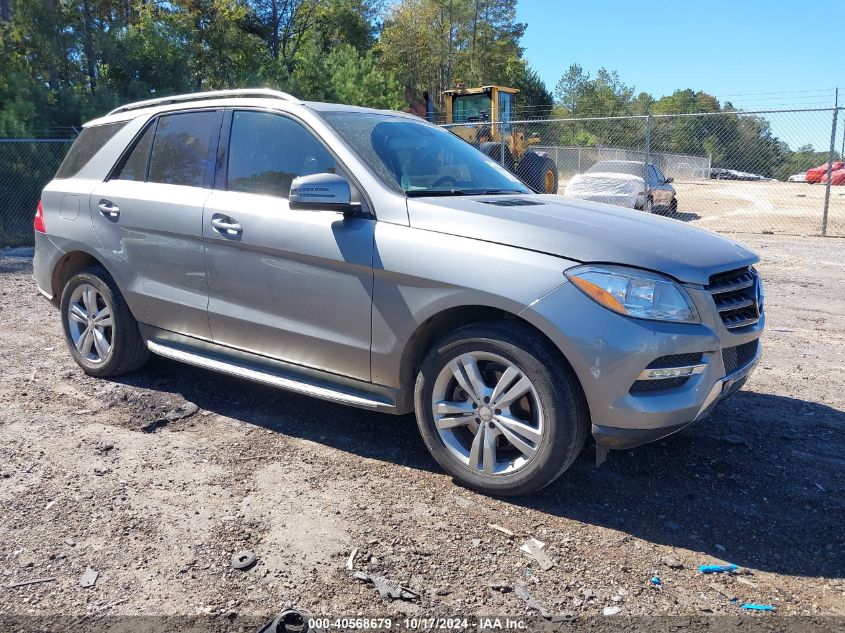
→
(500, 121, 506, 168)
(822, 89, 839, 237)
(644, 115, 652, 207)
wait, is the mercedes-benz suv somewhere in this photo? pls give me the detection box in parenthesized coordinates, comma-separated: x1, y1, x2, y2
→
(33, 89, 764, 495)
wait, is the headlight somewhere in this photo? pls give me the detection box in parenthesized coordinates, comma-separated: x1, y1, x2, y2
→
(565, 265, 698, 323)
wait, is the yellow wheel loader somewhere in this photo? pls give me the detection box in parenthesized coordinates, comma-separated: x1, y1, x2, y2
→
(442, 84, 559, 194)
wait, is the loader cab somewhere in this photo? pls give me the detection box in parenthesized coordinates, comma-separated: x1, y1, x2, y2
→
(443, 85, 517, 138)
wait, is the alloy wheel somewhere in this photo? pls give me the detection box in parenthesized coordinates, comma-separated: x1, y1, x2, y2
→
(66, 283, 113, 364)
(431, 351, 544, 476)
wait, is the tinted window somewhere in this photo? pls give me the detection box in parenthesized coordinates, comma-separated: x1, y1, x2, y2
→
(54, 122, 127, 179)
(227, 111, 336, 198)
(113, 122, 155, 181)
(148, 111, 217, 187)
(653, 165, 667, 182)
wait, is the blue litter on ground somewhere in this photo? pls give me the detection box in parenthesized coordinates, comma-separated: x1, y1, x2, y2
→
(699, 564, 738, 574)
(650, 576, 661, 586)
(741, 604, 775, 611)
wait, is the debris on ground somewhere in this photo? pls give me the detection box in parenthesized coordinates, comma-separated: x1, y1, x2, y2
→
(345, 548, 358, 572)
(141, 402, 200, 433)
(258, 607, 314, 633)
(650, 575, 661, 586)
(231, 550, 257, 570)
(741, 603, 776, 611)
(519, 538, 554, 571)
(699, 564, 738, 574)
(488, 523, 514, 537)
(352, 571, 419, 601)
(79, 567, 98, 588)
(514, 582, 576, 622)
(7, 577, 56, 589)
(660, 556, 684, 569)
(165, 401, 199, 422)
(602, 606, 622, 616)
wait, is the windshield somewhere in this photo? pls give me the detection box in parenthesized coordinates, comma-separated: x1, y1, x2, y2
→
(586, 161, 648, 177)
(320, 111, 531, 197)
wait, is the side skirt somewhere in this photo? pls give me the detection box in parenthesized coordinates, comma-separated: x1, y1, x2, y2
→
(139, 324, 405, 414)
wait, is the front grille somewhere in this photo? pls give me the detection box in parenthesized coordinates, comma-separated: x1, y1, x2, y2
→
(630, 376, 689, 393)
(707, 267, 762, 330)
(722, 339, 759, 375)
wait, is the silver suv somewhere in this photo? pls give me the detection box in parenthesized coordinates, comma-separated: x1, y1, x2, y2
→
(33, 89, 764, 495)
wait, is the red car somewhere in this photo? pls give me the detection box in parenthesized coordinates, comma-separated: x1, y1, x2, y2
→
(806, 161, 845, 183)
(820, 168, 845, 186)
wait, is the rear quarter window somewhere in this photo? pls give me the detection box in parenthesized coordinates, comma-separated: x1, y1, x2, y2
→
(54, 122, 127, 179)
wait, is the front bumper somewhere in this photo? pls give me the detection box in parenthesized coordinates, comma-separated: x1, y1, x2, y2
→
(520, 279, 764, 450)
(592, 345, 760, 449)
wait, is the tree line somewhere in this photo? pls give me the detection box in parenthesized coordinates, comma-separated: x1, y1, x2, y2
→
(0, 0, 836, 179)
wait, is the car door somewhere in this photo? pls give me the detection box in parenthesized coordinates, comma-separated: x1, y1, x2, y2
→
(203, 109, 375, 381)
(90, 109, 222, 339)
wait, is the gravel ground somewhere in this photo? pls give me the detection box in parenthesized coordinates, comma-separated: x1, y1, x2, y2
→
(0, 235, 843, 630)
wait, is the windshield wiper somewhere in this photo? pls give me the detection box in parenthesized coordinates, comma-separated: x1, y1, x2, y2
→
(405, 189, 472, 197)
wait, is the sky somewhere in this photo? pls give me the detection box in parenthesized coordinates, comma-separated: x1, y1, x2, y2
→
(516, 0, 844, 152)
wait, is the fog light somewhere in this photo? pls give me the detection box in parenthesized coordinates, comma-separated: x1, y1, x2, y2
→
(638, 365, 706, 381)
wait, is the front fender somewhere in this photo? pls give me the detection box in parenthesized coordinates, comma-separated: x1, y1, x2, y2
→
(369, 223, 575, 387)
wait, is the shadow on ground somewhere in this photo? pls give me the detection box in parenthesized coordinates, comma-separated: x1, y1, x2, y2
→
(113, 356, 844, 580)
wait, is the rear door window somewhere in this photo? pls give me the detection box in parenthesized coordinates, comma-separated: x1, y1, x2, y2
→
(54, 122, 127, 179)
(226, 110, 336, 198)
(148, 111, 219, 187)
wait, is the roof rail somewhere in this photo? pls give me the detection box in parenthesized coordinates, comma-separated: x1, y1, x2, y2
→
(107, 88, 301, 116)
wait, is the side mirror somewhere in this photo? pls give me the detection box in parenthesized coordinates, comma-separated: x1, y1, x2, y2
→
(289, 173, 357, 213)
(665, 177, 674, 183)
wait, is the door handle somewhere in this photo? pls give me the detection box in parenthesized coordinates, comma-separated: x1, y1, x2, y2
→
(98, 200, 120, 219)
(211, 215, 243, 236)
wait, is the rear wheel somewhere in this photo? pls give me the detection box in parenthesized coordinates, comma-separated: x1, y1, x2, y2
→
(414, 323, 587, 496)
(60, 267, 149, 377)
(518, 152, 559, 193)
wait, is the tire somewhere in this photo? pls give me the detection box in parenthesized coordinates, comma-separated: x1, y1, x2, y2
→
(669, 198, 678, 214)
(518, 152, 559, 193)
(414, 322, 588, 496)
(60, 267, 149, 377)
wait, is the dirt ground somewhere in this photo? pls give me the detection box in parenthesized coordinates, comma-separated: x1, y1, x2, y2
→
(557, 178, 845, 238)
(1, 234, 843, 630)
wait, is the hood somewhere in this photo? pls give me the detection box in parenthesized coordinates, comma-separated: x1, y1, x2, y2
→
(407, 194, 758, 285)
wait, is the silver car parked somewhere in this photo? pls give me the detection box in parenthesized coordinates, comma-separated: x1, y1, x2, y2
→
(33, 89, 764, 495)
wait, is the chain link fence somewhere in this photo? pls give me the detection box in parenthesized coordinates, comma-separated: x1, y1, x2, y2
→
(0, 137, 74, 247)
(1, 107, 844, 246)
(442, 107, 845, 237)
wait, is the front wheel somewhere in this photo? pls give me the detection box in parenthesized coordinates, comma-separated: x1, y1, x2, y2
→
(518, 152, 559, 193)
(414, 323, 587, 496)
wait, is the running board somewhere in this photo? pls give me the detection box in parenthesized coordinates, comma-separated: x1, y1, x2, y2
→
(146, 340, 395, 411)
